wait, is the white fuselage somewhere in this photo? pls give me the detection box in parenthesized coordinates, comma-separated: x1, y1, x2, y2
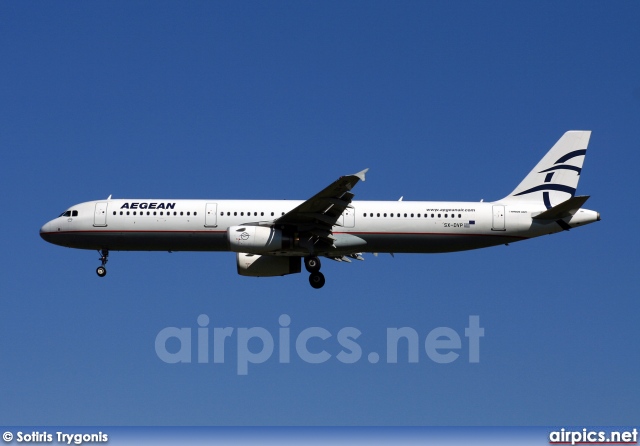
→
(39, 198, 599, 254)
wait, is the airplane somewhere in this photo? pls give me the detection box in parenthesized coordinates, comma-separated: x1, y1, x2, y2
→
(40, 131, 599, 289)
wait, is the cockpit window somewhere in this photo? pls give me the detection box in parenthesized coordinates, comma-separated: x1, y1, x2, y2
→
(59, 210, 77, 217)
(72, 210, 78, 217)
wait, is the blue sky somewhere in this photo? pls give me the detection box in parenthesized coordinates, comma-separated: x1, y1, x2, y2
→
(1, 1, 639, 426)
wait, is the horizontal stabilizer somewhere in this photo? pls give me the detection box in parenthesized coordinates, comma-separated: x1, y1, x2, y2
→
(533, 195, 590, 220)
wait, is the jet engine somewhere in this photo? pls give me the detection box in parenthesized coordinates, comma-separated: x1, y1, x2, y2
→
(227, 225, 295, 254)
(236, 253, 301, 277)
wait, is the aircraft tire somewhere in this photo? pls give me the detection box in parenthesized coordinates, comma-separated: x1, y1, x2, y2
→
(304, 256, 321, 273)
(309, 272, 325, 289)
(96, 266, 107, 277)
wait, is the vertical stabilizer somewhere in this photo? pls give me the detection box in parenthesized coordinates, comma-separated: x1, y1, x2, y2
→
(501, 131, 591, 208)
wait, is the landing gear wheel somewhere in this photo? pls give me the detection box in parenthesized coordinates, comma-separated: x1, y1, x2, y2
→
(96, 266, 107, 277)
(304, 256, 321, 273)
(309, 272, 325, 289)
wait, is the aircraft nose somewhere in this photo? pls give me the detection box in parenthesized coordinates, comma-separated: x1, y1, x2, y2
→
(40, 221, 53, 242)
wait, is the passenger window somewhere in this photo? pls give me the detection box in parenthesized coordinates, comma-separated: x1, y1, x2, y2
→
(113, 211, 116, 215)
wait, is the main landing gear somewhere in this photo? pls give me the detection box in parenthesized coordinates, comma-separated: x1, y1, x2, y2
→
(305, 256, 325, 289)
(96, 249, 109, 277)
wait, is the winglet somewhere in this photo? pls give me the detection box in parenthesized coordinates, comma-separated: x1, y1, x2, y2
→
(353, 168, 369, 182)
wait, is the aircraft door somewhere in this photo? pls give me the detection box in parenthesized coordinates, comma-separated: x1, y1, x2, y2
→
(492, 205, 505, 231)
(342, 207, 355, 228)
(205, 203, 218, 227)
(94, 202, 108, 227)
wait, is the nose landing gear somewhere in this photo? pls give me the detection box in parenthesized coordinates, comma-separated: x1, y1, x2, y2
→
(305, 256, 325, 289)
(96, 249, 109, 277)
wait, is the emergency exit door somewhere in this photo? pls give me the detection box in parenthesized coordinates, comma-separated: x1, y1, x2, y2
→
(205, 203, 218, 227)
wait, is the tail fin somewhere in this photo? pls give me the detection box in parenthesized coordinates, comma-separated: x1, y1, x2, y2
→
(501, 131, 591, 208)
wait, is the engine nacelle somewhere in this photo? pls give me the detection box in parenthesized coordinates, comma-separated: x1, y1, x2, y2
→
(227, 225, 293, 254)
(236, 253, 301, 277)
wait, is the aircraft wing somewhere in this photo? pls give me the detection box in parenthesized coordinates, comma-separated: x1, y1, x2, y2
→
(273, 168, 368, 250)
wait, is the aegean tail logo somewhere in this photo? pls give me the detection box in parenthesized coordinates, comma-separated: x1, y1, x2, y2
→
(514, 149, 586, 202)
